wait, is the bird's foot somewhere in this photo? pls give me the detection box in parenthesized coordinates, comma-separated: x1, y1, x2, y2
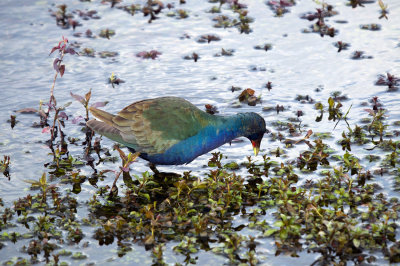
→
(149, 163, 160, 175)
(149, 163, 181, 183)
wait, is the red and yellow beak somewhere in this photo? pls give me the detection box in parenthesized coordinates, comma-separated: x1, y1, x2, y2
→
(251, 139, 261, 156)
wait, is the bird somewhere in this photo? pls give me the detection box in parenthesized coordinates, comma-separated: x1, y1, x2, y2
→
(86, 96, 267, 166)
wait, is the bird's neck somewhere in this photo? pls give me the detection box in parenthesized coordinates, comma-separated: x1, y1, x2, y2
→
(161, 113, 251, 164)
(212, 113, 249, 142)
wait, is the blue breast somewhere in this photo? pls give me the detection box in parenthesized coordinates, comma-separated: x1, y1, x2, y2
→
(138, 123, 239, 165)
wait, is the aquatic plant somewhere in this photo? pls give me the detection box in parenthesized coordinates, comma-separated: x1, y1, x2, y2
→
(0, 155, 10, 179)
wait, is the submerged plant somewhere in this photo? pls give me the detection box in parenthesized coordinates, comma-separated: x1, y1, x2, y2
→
(1, 155, 10, 179)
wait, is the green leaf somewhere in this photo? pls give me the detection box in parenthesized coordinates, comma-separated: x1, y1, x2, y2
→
(23, 179, 40, 185)
(62, 101, 72, 109)
(274, 221, 284, 227)
(328, 97, 334, 108)
(139, 192, 150, 202)
(264, 228, 278, 237)
(40, 173, 47, 186)
(189, 247, 198, 253)
(353, 238, 360, 248)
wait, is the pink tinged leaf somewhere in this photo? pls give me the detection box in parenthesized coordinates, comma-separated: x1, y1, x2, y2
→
(66, 48, 76, 55)
(70, 92, 85, 104)
(42, 126, 51, 133)
(39, 110, 47, 119)
(58, 112, 68, 120)
(136, 51, 147, 58)
(85, 90, 92, 102)
(16, 108, 38, 113)
(99, 169, 117, 175)
(53, 58, 60, 72)
(91, 101, 109, 108)
(49, 46, 59, 55)
(149, 50, 161, 59)
(72, 116, 84, 124)
(305, 129, 313, 139)
(364, 109, 375, 115)
(59, 65, 65, 77)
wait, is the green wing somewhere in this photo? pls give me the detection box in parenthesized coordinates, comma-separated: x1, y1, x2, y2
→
(110, 97, 212, 154)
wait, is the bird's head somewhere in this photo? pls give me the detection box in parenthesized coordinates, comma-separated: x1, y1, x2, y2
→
(244, 113, 268, 156)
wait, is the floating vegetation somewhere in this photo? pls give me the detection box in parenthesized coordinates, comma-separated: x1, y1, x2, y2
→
(136, 50, 162, 59)
(248, 65, 266, 72)
(350, 50, 373, 60)
(166, 9, 189, 19)
(73, 9, 100, 20)
(209, 0, 253, 33)
(303, 23, 337, 37)
(108, 72, 125, 88)
(99, 29, 116, 39)
(301, 5, 339, 37)
(183, 52, 200, 62)
(214, 48, 234, 57)
(266, 0, 296, 16)
(99, 51, 118, 58)
(208, 6, 221, 14)
(295, 94, 314, 103)
(142, 0, 164, 23)
(375, 73, 399, 91)
(333, 41, 350, 52)
(238, 88, 260, 106)
(117, 4, 142, 16)
(262, 105, 285, 114)
(205, 104, 218, 114)
(8, 115, 17, 129)
(360, 23, 382, 31)
(0, 155, 10, 179)
(212, 15, 238, 28)
(300, 4, 338, 20)
(254, 43, 273, 51)
(103, 0, 123, 8)
(49, 4, 74, 29)
(80, 47, 95, 57)
(196, 34, 221, 43)
(331, 91, 349, 102)
(347, 0, 376, 8)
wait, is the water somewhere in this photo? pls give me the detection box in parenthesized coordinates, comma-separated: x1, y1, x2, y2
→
(0, 0, 400, 264)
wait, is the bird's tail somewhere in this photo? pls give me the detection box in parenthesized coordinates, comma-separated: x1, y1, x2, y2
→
(86, 107, 126, 145)
(88, 107, 115, 126)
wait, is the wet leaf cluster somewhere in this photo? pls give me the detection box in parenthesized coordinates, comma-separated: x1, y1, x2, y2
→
(238, 88, 260, 106)
(267, 0, 296, 17)
(136, 50, 162, 60)
(183, 52, 200, 62)
(301, 4, 338, 37)
(210, 0, 253, 33)
(350, 50, 373, 60)
(360, 23, 382, 31)
(375, 73, 399, 91)
(0, 155, 10, 179)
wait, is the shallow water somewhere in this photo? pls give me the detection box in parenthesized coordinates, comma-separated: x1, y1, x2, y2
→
(1, 0, 400, 264)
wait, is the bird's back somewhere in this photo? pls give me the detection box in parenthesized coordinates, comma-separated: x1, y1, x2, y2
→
(87, 97, 217, 156)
